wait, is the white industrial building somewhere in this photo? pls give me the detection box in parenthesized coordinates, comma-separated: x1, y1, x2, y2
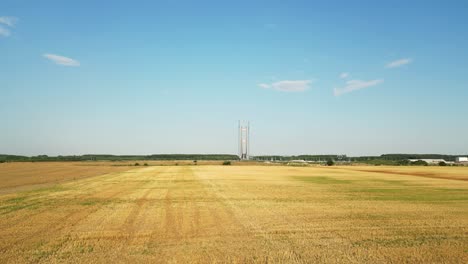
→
(408, 159, 447, 165)
(290, 160, 307, 163)
(455, 157, 468, 163)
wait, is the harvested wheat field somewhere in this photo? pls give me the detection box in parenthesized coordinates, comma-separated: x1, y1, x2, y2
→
(0, 162, 134, 194)
(0, 164, 467, 263)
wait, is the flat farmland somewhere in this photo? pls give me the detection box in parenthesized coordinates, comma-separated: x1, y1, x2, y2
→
(0, 162, 134, 194)
(0, 164, 467, 263)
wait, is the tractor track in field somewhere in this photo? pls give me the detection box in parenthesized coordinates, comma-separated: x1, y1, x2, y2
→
(194, 168, 307, 263)
(0, 188, 127, 255)
(325, 167, 468, 181)
(0, 170, 137, 231)
(163, 187, 179, 239)
(68, 167, 168, 245)
(0, 165, 133, 195)
(0, 169, 151, 259)
(1, 165, 466, 263)
(123, 187, 154, 243)
(0, 171, 132, 231)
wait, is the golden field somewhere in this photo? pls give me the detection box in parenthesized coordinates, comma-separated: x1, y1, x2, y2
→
(0, 163, 467, 263)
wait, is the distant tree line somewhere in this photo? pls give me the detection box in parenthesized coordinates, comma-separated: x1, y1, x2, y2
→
(254, 155, 345, 161)
(378, 154, 461, 162)
(0, 154, 239, 162)
(351, 154, 467, 165)
(253, 154, 468, 166)
(1, 153, 466, 164)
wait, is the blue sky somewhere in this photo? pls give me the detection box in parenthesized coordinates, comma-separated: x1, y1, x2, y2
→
(1, 0, 468, 156)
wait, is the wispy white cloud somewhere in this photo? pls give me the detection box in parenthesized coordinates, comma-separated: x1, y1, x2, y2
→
(258, 83, 271, 89)
(0, 16, 17, 37)
(43, 53, 80, 67)
(334, 79, 383, 96)
(0, 26, 10, 37)
(386, 58, 412, 68)
(339, 72, 349, 79)
(0, 16, 18, 27)
(258, 80, 312, 92)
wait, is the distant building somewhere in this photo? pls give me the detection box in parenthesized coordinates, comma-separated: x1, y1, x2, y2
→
(290, 160, 307, 163)
(408, 159, 446, 165)
(455, 157, 468, 163)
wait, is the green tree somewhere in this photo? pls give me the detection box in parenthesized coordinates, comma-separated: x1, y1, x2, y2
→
(411, 160, 428, 166)
(326, 159, 334, 166)
(397, 159, 410, 166)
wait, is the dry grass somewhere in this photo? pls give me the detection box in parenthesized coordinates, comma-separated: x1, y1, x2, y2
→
(352, 165, 468, 181)
(0, 164, 467, 263)
(0, 162, 133, 194)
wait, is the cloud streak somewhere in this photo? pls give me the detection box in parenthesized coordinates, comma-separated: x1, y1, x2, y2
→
(0, 26, 10, 37)
(334, 79, 383, 96)
(43, 54, 80, 67)
(339, 72, 349, 79)
(0, 16, 17, 37)
(0, 16, 18, 27)
(386, 58, 412, 68)
(258, 80, 312, 92)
